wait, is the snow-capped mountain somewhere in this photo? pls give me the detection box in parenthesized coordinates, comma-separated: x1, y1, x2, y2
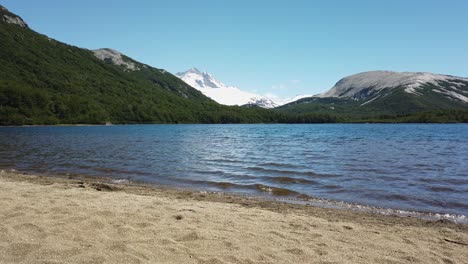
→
(176, 68, 278, 108)
(316, 71, 468, 104)
(281, 70, 468, 117)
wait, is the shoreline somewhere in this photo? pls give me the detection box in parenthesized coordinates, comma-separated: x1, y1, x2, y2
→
(1, 171, 467, 263)
(4, 168, 467, 225)
(2, 170, 467, 227)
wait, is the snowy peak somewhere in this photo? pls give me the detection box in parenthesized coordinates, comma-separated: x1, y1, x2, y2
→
(176, 68, 279, 108)
(246, 97, 278, 108)
(92, 48, 140, 71)
(176, 68, 226, 90)
(317, 71, 468, 103)
(0, 5, 28, 28)
(185, 67, 202, 75)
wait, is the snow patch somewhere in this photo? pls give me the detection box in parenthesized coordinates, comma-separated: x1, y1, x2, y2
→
(360, 95, 380, 106)
(317, 71, 468, 100)
(246, 97, 278, 108)
(92, 48, 139, 71)
(273, 94, 315, 106)
(432, 88, 468, 103)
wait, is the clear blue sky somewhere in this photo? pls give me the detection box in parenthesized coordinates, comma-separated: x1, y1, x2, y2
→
(2, 0, 468, 98)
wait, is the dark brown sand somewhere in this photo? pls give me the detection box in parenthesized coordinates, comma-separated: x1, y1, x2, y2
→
(0, 171, 467, 263)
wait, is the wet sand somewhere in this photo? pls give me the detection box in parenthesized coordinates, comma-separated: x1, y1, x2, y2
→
(0, 171, 467, 264)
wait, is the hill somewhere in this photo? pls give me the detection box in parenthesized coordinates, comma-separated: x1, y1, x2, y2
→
(0, 5, 315, 125)
(278, 71, 468, 121)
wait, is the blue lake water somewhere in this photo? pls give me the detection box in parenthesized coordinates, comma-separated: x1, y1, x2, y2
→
(1, 124, 467, 220)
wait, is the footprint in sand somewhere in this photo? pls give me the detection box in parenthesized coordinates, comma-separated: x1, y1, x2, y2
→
(269, 231, 287, 239)
(2, 211, 25, 220)
(3, 243, 41, 262)
(135, 222, 153, 228)
(95, 210, 115, 217)
(67, 254, 106, 264)
(13, 223, 47, 240)
(0, 226, 10, 239)
(177, 231, 200, 242)
(314, 248, 329, 256)
(285, 248, 305, 255)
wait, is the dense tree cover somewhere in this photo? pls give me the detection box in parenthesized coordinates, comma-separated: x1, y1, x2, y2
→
(0, 16, 338, 125)
(278, 85, 468, 123)
(360, 109, 468, 123)
(1, 9, 466, 125)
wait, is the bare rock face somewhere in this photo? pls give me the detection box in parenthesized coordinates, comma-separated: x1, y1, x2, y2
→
(92, 48, 140, 71)
(2, 15, 28, 28)
(0, 5, 29, 28)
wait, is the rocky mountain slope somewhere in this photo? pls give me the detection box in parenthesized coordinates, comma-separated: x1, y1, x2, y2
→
(280, 71, 468, 117)
(317, 71, 468, 103)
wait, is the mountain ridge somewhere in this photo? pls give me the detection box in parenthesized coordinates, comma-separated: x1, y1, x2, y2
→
(0, 5, 28, 28)
(279, 70, 468, 119)
(316, 71, 468, 103)
(1, 4, 467, 124)
(1, 6, 306, 125)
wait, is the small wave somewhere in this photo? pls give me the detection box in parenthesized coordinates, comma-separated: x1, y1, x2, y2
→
(346, 167, 385, 173)
(419, 177, 468, 185)
(442, 178, 468, 185)
(253, 184, 302, 197)
(417, 177, 440, 183)
(112, 179, 131, 184)
(267, 176, 318, 185)
(246, 166, 338, 178)
(209, 182, 301, 197)
(385, 193, 411, 201)
(192, 169, 229, 176)
(81, 166, 153, 177)
(209, 181, 238, 189)
(257, 162, 305, 169)
(204, 158, 243, 164)
(177, 178, 305, 198)
(322, 184, 343, 190)
(428, 186, 457, 193)
(282, 197, 468, 224)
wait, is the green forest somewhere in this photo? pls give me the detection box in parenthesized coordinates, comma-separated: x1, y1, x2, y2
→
(1, 8, 467, 125)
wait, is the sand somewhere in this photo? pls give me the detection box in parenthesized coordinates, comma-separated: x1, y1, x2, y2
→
(0, 171, 467, 264)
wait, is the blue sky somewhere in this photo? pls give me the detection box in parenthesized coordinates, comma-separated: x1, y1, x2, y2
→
(2, 0, 468, 98)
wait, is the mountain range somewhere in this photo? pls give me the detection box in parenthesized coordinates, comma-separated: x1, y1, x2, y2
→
(279, 71, 468, 119)
(176, 68, 314, 108)
(0, 5, 303, 125)
(176, 68, 278, 108)
(1, 5, 467, 124)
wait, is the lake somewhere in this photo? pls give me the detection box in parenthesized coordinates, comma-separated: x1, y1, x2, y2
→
(1, 124, 467, 221)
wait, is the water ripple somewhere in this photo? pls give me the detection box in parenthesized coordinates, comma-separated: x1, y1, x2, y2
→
(1, 123, 467, 218)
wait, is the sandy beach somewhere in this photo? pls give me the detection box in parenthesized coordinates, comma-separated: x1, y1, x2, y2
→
(0, 171, 467, 264)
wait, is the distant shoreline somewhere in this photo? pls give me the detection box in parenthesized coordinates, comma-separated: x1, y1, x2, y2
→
(1, 122, 467, 128)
